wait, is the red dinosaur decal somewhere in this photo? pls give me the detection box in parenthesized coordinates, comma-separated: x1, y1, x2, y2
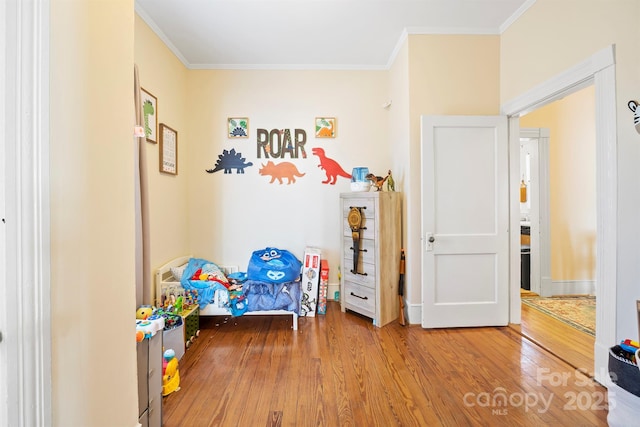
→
(311, 147, 351, 185)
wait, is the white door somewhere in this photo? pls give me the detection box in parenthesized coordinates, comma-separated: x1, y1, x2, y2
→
(421, 115, 509, 328)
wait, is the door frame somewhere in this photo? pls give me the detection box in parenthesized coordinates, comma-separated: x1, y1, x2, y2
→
(519, 128, 552, 297)
(2, 0, 52, 425)
(502, 45, 616, 385)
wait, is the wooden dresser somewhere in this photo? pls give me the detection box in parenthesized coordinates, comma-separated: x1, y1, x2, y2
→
(340, 192, 402, 327)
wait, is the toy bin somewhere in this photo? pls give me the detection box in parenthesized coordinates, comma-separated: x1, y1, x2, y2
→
(163, 318, 185, 362)
(182, 305, 200, 347)
(607, 345, 640, 426)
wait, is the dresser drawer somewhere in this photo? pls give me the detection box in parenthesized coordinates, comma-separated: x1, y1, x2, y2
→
(342, 218, 376, 239)
(344, 281, 376, 317)
(342, 237, 375, 265)
(342, 258, 376, 288)
(342, 198, 376, 219)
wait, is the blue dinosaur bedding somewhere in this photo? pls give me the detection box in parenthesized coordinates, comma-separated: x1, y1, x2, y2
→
(180, 257, 301, 315)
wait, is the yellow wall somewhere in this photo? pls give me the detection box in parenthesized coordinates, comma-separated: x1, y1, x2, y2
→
(43, 2, 640, 424)
(501, 0, 640, 340)
(388, 38, 411, 286)
(404, 34, 501, 304)
(134, 14, 190, 304)
(50, 0, 137, 425)
(521, 86, 596, 282)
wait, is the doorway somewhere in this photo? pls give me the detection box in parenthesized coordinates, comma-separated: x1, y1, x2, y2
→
(519, 128, 551, 297)
(504, 45, 616, 385)
(517, 87, 597, 372)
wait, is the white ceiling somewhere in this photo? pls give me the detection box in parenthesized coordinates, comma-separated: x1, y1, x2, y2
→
(135, 0, 533, 70)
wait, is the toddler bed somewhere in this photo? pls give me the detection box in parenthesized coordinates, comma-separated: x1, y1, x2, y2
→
(155, 255, 300, 330)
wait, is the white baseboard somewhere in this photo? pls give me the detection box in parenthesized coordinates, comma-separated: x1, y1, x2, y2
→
(541, 280, 595, 297)
(406, 301, 421, 325)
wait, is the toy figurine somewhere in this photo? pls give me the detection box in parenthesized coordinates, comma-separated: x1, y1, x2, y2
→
(162, 349, 180, 396)
(365, 172, 388, 191)
(386, 170, 395, 191)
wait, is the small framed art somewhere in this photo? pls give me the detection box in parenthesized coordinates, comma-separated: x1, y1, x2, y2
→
(228, 117, 249, 138)
(141, 88, 158, 143)
(159, 123, 178, 175)
(315, 117, 336, 138)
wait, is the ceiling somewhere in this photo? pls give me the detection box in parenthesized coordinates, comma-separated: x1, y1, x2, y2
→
(134, 0, 533, 70)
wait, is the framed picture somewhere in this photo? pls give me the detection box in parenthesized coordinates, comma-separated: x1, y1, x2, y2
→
(315, 117, 336, 138)
(159, 123, 178, 175)
(141, 88, 158, 143)
(228, 117, 249, 138)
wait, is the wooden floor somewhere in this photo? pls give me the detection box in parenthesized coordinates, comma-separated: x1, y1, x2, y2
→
(512, 302, 595, 377)
(163, 302, 608, 426)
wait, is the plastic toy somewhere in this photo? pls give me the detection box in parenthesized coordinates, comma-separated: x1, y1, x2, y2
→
(162, 349, 180, 396)
(386, 170, 395, 191)
(365, 172, 389, 191)
(136, 305, 154, 320)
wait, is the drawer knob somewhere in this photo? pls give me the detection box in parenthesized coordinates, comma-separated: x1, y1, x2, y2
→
(350, 292, 368, 300)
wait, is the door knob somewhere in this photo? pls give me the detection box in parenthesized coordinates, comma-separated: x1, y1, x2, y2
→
(428, 236, 435, 243)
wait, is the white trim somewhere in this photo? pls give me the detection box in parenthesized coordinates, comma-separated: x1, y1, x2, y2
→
(134, 5, 190, 67)
(502, 46, 615, 117)
(503, 45, 617, 386)
(404, 26, 500, 35)
(519, 128, 551, 298)
(509, 118, 522, 324)
(385, 29, 409, 70)
(499, 0, 537, 34)
(593, 63, 617, 386)
(545, 280, 597, 296)
(0, 0, 7, 423)
(3, 0, 52, 425)
(188, 63, 389, 71)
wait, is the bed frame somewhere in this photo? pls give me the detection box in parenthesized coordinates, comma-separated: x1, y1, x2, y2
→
(155, 255, 299, 330)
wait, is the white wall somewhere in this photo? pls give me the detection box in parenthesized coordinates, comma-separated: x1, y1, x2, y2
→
(184, 69, 390, 281)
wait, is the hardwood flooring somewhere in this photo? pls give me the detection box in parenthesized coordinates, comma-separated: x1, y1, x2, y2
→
(163, 302, 608, 426)
(512, 302, 595, 377)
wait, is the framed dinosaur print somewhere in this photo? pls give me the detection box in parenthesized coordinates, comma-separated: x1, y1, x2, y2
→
(315, 117, 336, 138)
(228, 117, 249, 138)
(159, 123, 178, 175)
(140, 88, 157, 143)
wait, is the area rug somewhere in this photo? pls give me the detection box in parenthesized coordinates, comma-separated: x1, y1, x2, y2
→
(522, 296, 595, 336)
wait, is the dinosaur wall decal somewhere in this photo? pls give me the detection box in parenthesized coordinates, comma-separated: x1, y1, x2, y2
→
(311, 147, 351, 185)
(206, 148, 253, 174)
(143, 100, 155, 138)
(259, 161, 305, 184)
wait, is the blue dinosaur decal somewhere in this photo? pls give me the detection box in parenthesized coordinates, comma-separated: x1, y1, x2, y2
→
(206, 148, 253, 174)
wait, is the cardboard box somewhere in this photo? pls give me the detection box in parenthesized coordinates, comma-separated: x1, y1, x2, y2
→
(317, 259, 329, 314)
(301, 247, 321, 317)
